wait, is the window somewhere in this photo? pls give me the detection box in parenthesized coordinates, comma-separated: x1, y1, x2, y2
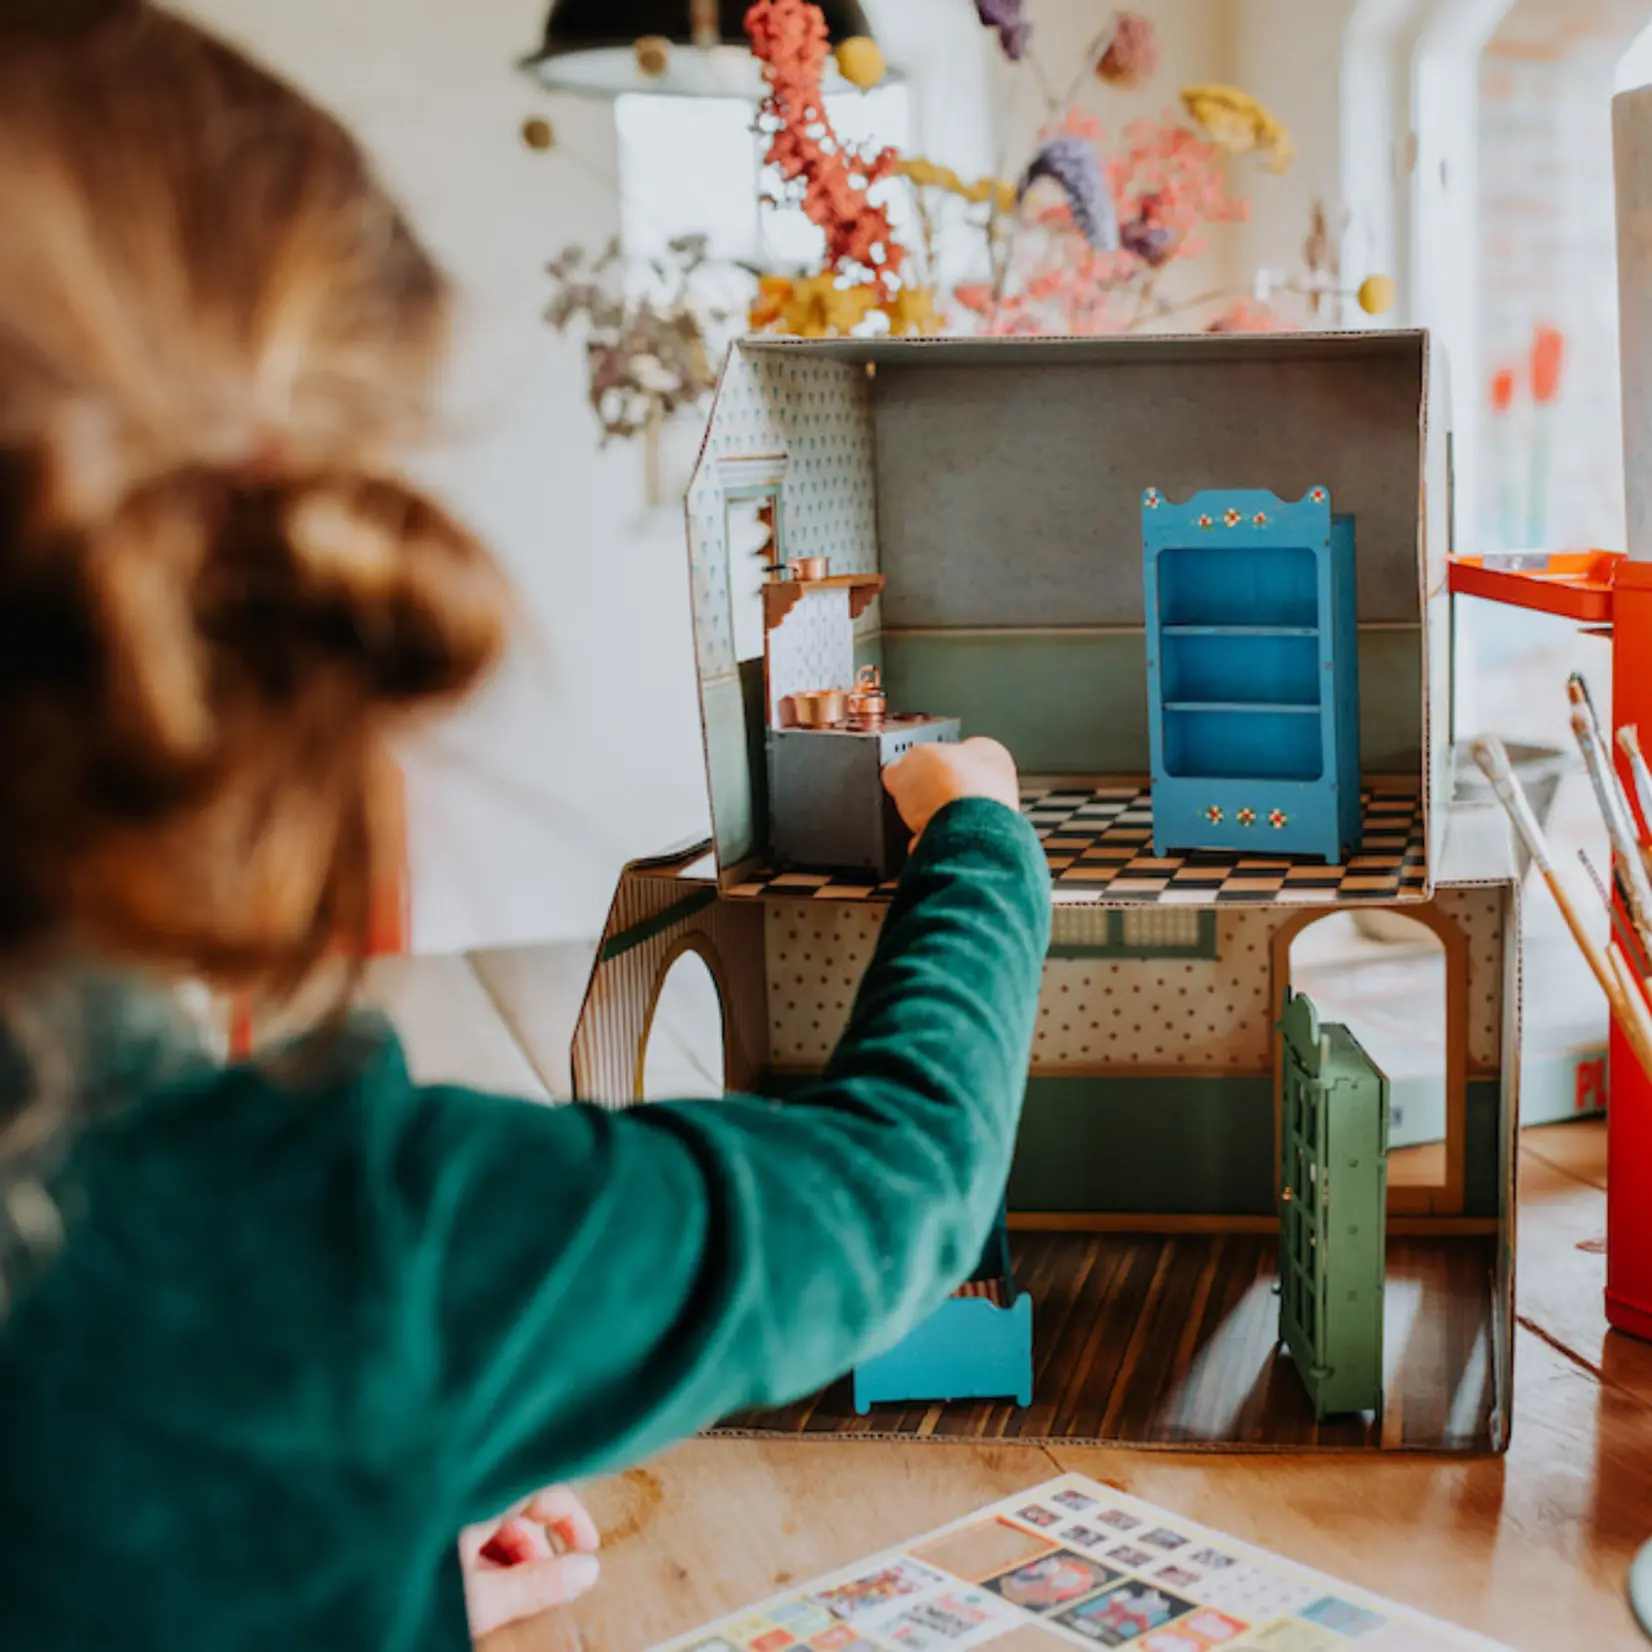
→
(1049, 907, 1218, 961)
(616, 85, 914, 269)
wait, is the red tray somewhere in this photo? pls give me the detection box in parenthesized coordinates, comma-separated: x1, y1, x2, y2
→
(1448, 550, 1624, 625)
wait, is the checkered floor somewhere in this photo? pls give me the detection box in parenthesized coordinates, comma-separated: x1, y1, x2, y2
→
(723, 784, 1427, 906)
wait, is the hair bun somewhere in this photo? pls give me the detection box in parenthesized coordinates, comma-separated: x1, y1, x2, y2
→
(278, 474, 506, 707)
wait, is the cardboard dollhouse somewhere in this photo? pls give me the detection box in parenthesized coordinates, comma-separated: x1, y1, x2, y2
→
(572, 332, 1523, 1453)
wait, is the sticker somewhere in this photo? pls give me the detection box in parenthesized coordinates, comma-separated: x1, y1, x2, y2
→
(1187, 1550, 1236, 1572)
(769, 1601, 836, 1637)
(1015, 1506, 1063, 1530)
(1095, 1510, 1143, 1534)
(1062, 1526, 1111, 1552)
(1243, 1624, 1343, 1652)
(1054, 1582, 1196, 1646)
(1179, 1608, 1248, 1643)
(983, 1552, 1122, 1614)
(1141, 1530, 1190, 1553)
(807, 1632, 864, 1652)
(915, 1520, 1059, 1584)
(810, 1561, 947, 1622)
(1191, 1566, 1321, 1620)
(1155, 1566, 1203, 1590)
(1052, 1490, 1100, 1513)
(1106, 1545, 1157, 1570)
(879, 1590, 1015, 1649)
(1137, 1632, 1209, 1652)
(1300, 1597, 1389, 1636)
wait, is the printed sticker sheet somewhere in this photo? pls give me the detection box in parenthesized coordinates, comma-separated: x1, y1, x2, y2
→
(652, 1475, 1509, 1652)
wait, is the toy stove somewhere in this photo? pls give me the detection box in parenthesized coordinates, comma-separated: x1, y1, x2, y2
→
(763, 561, 959, 876)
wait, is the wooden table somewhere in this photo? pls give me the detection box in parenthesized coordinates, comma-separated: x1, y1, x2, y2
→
(491, 1122, 1652, 1652)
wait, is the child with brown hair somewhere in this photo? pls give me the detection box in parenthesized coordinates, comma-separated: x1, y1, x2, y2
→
(0, 4, 1050, 1648)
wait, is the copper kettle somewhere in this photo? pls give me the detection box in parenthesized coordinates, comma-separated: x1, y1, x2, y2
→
(847, 666, 887, 728)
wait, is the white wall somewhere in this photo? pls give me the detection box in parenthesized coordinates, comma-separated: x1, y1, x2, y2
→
(168, 0, 1356, 953)
(169, 0, 721, 954)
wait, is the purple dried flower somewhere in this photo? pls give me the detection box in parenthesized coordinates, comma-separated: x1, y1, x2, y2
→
(1018, 136, 1121, 253)
(974, 0, 1031, 61)
(1121, 190, 1173, 266)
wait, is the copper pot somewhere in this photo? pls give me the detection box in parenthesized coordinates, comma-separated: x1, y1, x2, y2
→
(788, 556, 830, 583)
(792, 689, 847, 728)
(847, 665, 887, 728)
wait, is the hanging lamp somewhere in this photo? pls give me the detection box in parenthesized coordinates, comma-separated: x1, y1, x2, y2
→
(520, 0, 885, 100)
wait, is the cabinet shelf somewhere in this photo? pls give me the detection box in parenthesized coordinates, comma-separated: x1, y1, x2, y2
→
(1161, 624, 1318, 638)
(1165, 700, 1319, 715)
(1144, 488, 1361, 863)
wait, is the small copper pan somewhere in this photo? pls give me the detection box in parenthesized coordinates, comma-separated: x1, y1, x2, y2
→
(788, 556, 831, 583)
(792, 689, 847, 728)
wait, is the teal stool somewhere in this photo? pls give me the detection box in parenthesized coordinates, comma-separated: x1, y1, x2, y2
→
(1632, 1538, 1652, 1640)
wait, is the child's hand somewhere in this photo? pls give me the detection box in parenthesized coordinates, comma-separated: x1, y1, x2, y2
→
(883, 738, 1022, 839)
(460, 1486, 600, 1638)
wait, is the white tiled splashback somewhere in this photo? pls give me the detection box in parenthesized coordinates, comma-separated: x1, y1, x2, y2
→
(765, 588, 856, 723)
(687, 351, 880, 683)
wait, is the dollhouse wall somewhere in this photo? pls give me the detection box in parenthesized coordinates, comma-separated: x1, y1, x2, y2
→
(686, 351, 880, 876)
(759, 882, 1510, 1220)
(866, 339, 1429, 780)
(690, 334, 1451, 885)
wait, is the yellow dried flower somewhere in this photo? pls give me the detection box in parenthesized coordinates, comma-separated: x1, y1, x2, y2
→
(898, 156, 1016, 213)
(881, 284, 940, 336)
(634, 35, 671, 78)
(834, 36, 887, 89)
(1181, 85, 1295, 173)
(1357, 274, 1395, 317)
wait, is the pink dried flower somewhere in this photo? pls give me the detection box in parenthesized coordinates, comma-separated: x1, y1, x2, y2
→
(1097, 13, 1160, 89)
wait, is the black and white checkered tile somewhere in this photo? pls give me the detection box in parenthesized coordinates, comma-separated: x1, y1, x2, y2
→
(723, 785, 1427, 907)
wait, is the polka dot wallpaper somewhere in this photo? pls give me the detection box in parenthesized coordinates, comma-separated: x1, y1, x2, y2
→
(764, 884, 1511, 1074)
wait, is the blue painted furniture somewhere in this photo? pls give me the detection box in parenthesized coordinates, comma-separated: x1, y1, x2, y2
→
(852, 1211, 1033, 1412)
(1143, 486, 1361, 865)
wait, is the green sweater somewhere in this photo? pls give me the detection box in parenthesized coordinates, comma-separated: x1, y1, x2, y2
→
(0, 799, 1049, 1650)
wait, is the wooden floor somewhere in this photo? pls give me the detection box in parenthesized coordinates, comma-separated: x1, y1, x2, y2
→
(349, 954, 1651, 1650)
(722, 1234, 1498, 1451)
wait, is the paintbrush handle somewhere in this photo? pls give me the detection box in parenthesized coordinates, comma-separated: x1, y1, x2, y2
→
(1472, 738, 1556, 873)
(1572, 705, 1652, 937)
(1619, 725, 1652, 835)
(1474, 740, 1640, 1029)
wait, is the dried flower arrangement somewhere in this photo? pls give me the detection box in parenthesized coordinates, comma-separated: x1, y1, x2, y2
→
(743, 0, 935, 338)
(746, 0, 1394, 340)
(545, 235, 736, 445)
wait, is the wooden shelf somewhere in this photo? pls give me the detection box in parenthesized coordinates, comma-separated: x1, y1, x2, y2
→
(764, 573, 885, 630)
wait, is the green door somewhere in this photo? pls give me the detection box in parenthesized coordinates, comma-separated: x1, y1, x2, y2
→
(1278, 989, 1388, 1419)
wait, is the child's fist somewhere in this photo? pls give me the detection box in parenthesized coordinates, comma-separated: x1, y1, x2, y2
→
(883, 738, 1022, 839)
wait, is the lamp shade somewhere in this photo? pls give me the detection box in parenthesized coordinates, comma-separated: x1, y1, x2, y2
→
(521, 0, 884, 99)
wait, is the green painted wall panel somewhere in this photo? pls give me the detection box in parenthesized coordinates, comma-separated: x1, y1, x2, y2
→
(763, 1070, 1505, 1220)
(1007, 1074, 1278, 1215)
(881, 629, 1423, 777)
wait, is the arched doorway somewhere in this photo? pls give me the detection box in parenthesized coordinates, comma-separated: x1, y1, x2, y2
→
(637, 937, 730, 1102)
(1272, 905, 1469, 1216)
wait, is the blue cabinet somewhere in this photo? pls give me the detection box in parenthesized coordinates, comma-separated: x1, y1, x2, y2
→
(1143, 487, 1361, 865)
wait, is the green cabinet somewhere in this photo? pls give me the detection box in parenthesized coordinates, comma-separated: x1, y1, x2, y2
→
(1278, 991, 1388, 1419)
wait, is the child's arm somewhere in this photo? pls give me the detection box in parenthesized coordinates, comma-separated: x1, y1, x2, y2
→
(382, 749, 1049, 1523)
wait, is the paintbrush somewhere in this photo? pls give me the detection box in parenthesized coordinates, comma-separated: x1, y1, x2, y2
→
(1579, 851, 1652, 981)
(1618, 724, 1652, 844)
(1474, 738, 1652, 1078)
(1569, 675, 1652, 946)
